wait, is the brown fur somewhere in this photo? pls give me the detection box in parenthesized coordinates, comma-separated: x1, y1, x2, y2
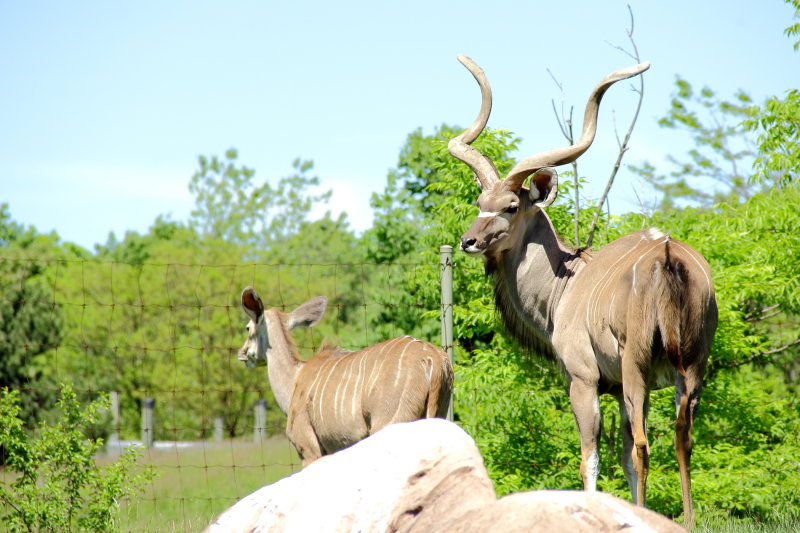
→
(240, 289, 453, 467)
(449, 56, 713, 527)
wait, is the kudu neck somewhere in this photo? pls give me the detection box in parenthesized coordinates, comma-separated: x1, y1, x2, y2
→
(263, 309, 303, 414)
(487, 209, 585, 357)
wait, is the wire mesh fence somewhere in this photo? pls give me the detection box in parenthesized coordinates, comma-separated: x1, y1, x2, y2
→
(2, 252, 798, 530)
(0, 254, 453, 531)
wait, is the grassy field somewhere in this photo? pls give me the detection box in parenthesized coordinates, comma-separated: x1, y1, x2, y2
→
(7, 437, 798, 532)
(695, 518, 800, 533)
(111, 436, 300, 532)
(111, 438, 799, 533)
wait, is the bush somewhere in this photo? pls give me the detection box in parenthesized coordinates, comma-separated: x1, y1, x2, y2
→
(0, 385, 155, 532)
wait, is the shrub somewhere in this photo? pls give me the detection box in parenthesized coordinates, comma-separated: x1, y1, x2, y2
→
(0, 385, 155, 532)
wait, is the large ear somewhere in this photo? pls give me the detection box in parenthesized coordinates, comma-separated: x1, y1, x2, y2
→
(241, 286, 265, 322)
(528, 168, 559, 208)
(287, 296, 328, 330)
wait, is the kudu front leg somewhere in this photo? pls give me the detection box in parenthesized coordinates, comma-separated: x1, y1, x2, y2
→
(569, 378, 602, 491)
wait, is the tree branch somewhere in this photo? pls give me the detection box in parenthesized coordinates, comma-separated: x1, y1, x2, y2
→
(547, 70, 580, 245)
(719, 338, 800, 372)
(586, 5, 645, 248)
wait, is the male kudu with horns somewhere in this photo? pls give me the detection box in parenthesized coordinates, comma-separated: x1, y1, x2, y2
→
(449, 55, 717, 527)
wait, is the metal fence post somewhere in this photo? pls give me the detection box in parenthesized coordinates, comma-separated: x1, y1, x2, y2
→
(141, 398, 155, 448)
(440, 244, 454, 421)
(110, 390, 120, 443)
(214, 417, 224, 441)
(254, 399, 267, 443)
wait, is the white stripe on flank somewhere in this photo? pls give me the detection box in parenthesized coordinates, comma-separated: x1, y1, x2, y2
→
(352, 352, 368, 417)
(306, 361, 327, 405)
(337, 357, 355, 420)
(630, 246, 654, 296)
(585, 236, 645, 330)
(367, 338, 402, 394)
(394, 338, 416, 388)
(424, 357, 434, 386)
(318, 357, 345, 423)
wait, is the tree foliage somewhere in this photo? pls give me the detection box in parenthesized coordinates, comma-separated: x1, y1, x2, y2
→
(188, 149, 331, 252)
(0, 205, 62, 428)
(784, 0, 800, 50)
(365, 96, 800, 522)
(1, 13, 799, 527)
(744, 89, 800, 186)
(631, 78, 763, 209)
(0, 385, 155, 532)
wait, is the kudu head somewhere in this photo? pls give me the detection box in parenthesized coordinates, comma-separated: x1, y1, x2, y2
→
(239, 286, 328, 368)
(450, 55, 650, 256)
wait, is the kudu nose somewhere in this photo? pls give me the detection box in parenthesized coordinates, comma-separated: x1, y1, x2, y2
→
(461, 237, 476, 250)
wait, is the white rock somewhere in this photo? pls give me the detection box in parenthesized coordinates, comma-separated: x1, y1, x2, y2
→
(204, 418, 683, 533)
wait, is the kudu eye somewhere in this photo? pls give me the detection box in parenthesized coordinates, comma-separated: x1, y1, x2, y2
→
(506, 205, 518, 214)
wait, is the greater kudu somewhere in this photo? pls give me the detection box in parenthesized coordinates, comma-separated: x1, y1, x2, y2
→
(449, 55, 717, 527)
(239, 286, 453, 466)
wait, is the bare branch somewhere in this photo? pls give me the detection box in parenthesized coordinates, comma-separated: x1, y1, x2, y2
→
(547, 68, 572, 142)
(551, 99, 571, 139)
(586, 5, 645, 248)
(547, 68, 581, 245)
(744, 303, 782, 322)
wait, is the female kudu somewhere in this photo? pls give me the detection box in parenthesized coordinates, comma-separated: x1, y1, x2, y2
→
(239, 287, 453, 466)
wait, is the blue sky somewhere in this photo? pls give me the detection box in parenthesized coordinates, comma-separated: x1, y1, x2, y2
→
(1, 1, 797, 250)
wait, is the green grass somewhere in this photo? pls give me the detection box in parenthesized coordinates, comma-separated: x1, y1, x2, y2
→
(110, 436, 299, 532)
(695, 517, 800, 533)
(6, 437, 800, 532)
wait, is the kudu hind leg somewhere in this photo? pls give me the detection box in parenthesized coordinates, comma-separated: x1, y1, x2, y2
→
(569, 379, 602, 491)
(675, 372, 701, 528)
(615, 393, 639, 502)
(622, 357, 651, 506)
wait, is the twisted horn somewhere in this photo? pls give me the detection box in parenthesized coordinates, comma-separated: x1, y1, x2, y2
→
(448, 55, 500, 190)
(502, 61, 651, 191)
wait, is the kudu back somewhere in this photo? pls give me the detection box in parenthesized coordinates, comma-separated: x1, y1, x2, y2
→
(239, 287, 453, 466)
(449, 55, 717, 527)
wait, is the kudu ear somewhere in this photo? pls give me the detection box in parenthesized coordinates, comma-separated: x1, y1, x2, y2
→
(287, 296, 328, 330)
(241, 286, 265, 322)
(528, 168, 559, 208)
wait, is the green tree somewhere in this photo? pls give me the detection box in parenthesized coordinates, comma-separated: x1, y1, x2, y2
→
(366, 93, 800, 523)
(0, 385, 154, 532)
(745, 88, 800, 185)
(0, 204, 62, 426)
(631, 78, 763, 209)
(188, 149, 332, 252)
(46, 149, 372, 440)
(743, 1, 800, 186)
(784, 0, 800, 50)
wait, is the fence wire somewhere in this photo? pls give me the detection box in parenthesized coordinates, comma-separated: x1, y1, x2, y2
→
(1, 255, 797, 531)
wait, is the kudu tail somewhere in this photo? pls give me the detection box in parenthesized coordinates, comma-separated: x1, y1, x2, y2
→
(426, 354, 454, 419)
(653, 236, 689, 376)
